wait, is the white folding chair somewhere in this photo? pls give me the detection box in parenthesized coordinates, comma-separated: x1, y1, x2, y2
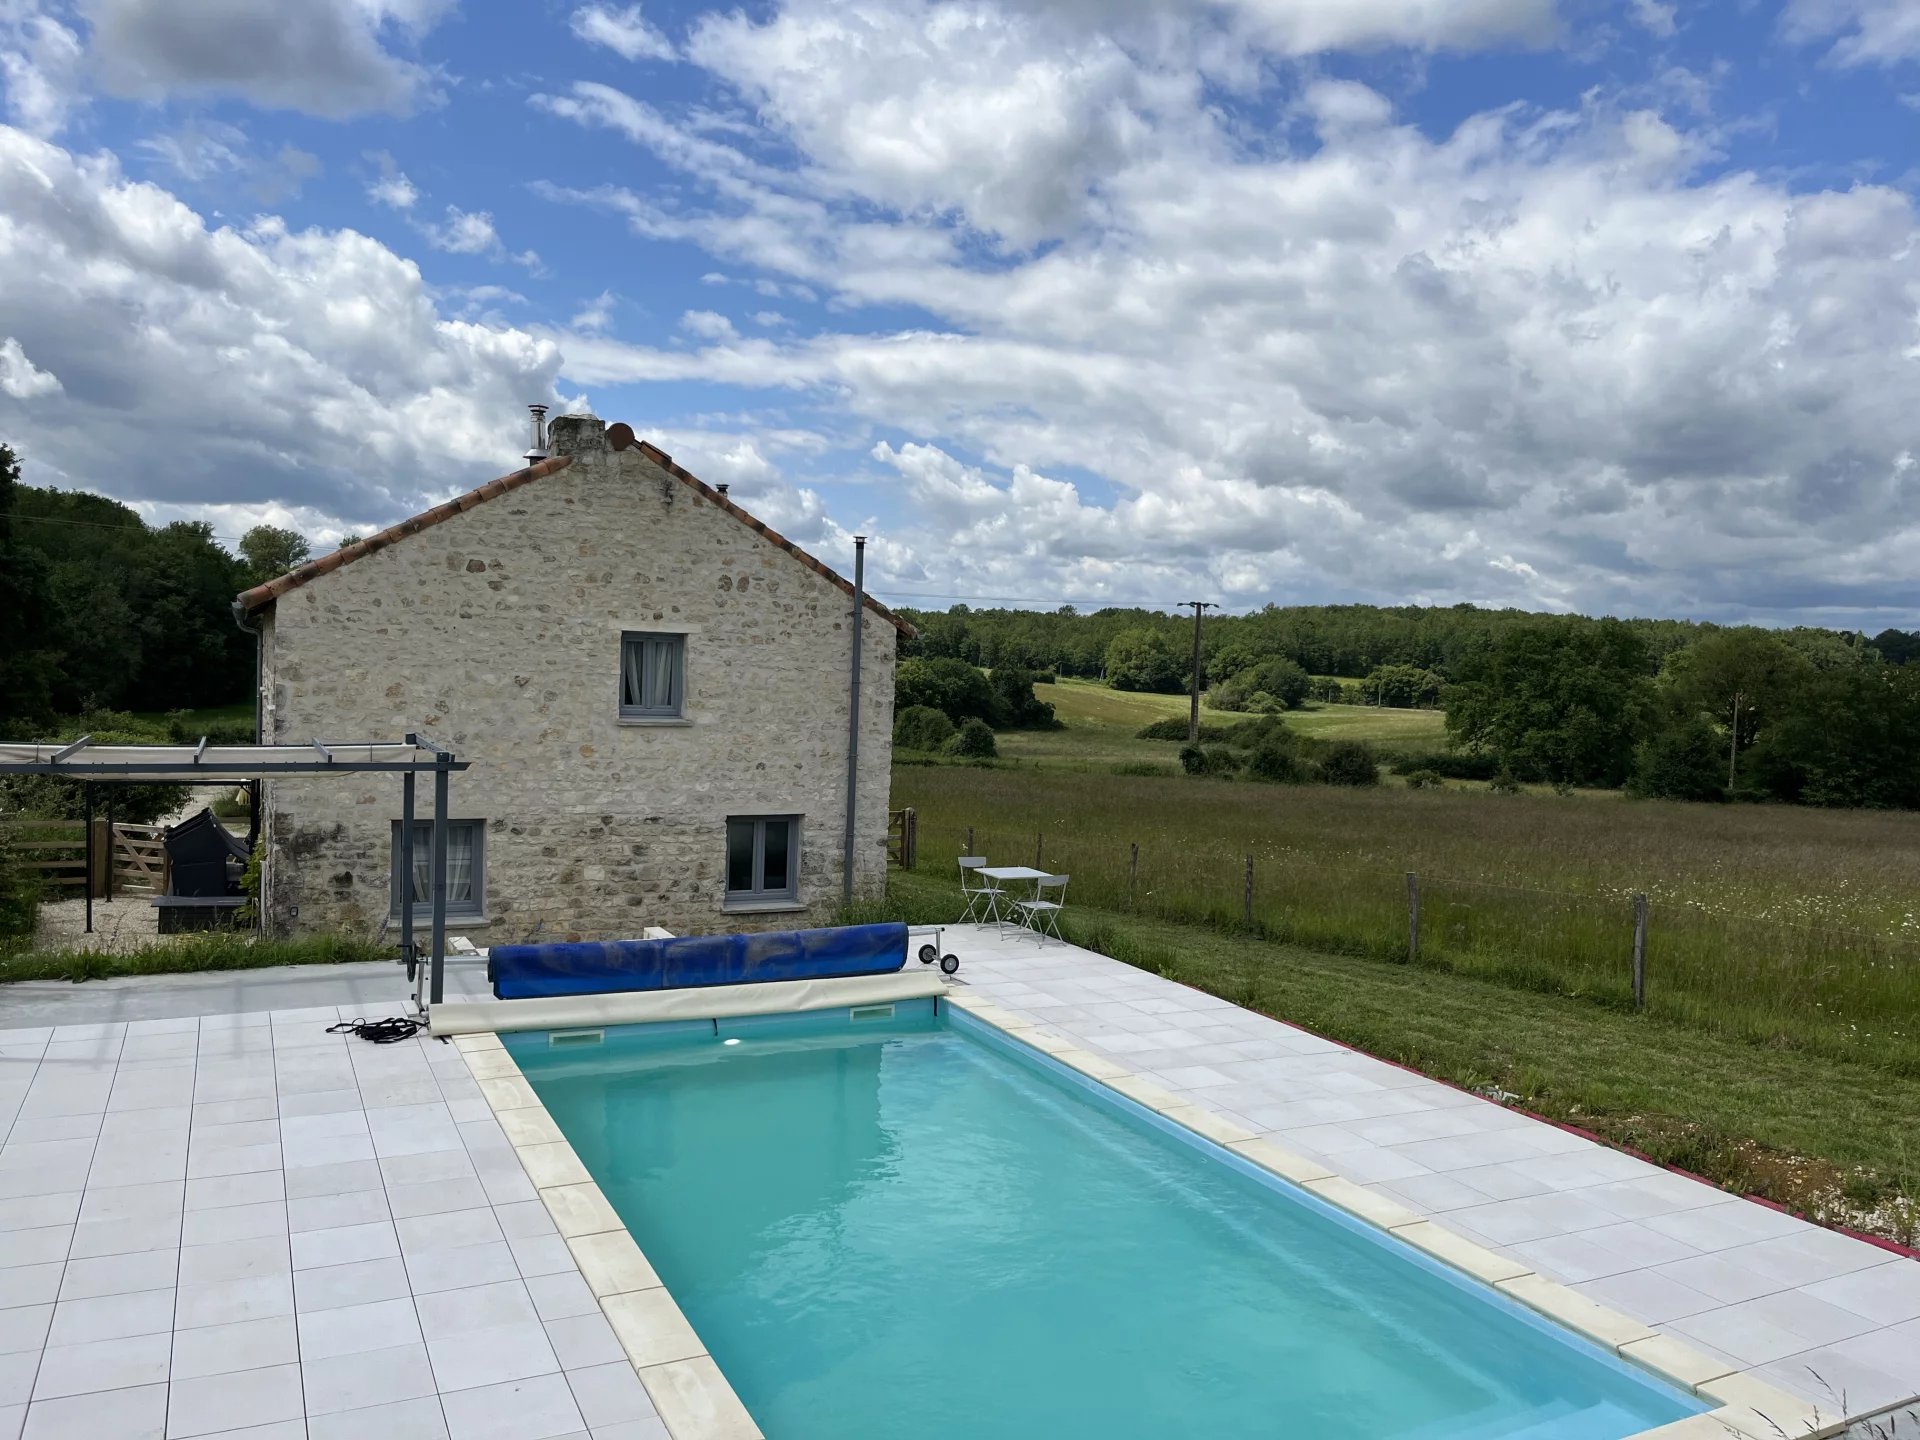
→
(1014, 874, 1068, 943)
(958, 856, 1005, 925)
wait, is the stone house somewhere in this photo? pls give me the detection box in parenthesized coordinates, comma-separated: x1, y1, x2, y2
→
(233, 414, 905, 943)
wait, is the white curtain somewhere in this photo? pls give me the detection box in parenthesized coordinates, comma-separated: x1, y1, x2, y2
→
(649, 639, 677, 708)
(410, 823, 472, 905)
(444, 826, 473, 903)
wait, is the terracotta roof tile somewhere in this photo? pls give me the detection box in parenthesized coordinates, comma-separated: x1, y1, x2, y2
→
(234, 433, 913, 636)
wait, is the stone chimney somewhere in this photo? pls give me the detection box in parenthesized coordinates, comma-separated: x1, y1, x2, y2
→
(546, 412, 606, 456)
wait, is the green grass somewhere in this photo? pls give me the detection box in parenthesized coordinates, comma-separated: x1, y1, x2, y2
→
(894, 763, 1920, 1075)
(994, 678, 1448, 774)
(860, 871, 1920, 1241)
(0, 933, 390, 984)
(128, 701, 254, 738)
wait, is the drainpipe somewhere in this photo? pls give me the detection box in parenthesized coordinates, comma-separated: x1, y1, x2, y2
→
(842, 537, 866, 906)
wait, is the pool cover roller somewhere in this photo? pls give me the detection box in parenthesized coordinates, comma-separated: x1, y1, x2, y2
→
(489, 921, 910, 1000)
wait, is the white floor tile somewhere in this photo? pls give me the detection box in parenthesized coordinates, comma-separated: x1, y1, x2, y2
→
(427, 1320, 559, 1393)
(31, 1332, 172, 1401)
(46, 1289, 175, 1347)
(438, 1373, 584, 1440)
(166, 1361, 303, 1438)
(183, 1173, 284, 1212)
(294, 1256, 413, 1314)
(173, 1273, 293, 1331)
(298, 1297, 424, 1360)
(406, 1241, 524, 1295)
(169, 1316, 299, 1380)
(563, 1363, 657, 1429)
(287, 1189, 389, 1235)
(0, 1307, 50, 1357)
(19, 1379, 167, 1438)
(542, 1313, 622, 1370)
(305, 1396, 450, 1440)
(414, 1282, 539, 1340)
(180, 1202, 286, 1248)
(291, 1220, 399, 1271)
(300, 1342, 437, 1417)
(58, 1250, 178, 1302)
(177, 1235, 289, 1287)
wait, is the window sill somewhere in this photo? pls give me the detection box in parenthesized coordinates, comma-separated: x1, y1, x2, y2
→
(720, 898, 808, 915)
(393, 916, 491, 930)
(617, 716, 693, 728)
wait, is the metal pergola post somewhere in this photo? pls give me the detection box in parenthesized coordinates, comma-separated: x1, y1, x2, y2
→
(430, 757, 450, 1007)
(83, 783, 94, 934)
(400, 768, 416, 979)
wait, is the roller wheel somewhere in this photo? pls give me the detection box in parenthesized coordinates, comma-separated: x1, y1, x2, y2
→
(940, 954, 960, 975)
(918, 943, 938, 965)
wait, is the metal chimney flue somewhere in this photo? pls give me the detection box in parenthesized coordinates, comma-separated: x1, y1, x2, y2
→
(523, 404, 549, 467)
(716, 483, 730, 497)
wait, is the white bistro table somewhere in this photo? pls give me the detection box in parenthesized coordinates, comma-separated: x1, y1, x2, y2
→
(977, 865, 1052, 932)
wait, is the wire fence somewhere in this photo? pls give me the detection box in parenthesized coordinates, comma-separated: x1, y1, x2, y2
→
(905, 815, 1920, 1075)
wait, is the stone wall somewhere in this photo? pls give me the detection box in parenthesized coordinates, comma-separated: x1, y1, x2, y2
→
(256, 420, 897, 943)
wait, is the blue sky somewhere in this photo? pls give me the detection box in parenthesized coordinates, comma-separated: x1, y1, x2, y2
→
(2, 0, 1919, 627)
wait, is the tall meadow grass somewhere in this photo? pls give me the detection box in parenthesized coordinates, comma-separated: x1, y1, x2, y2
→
(897, 767, 1920, 1074)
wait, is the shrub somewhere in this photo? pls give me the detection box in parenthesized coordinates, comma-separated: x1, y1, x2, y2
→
(1136, 717, 1227, 742)
(1179, 744, 1240, 777)
(1316, 740, 1379, 787)
(0, 824, 40, 944)
(1488, 768, 1524, 795)
(944, 717, 998, 759)
(1110, 761, 1164, 777)
(1386, 751, 1501, 781)
(1628, 714, 1729, 803)
(988, 667, 1058, 729)
(1210, 658, 1311, 713)
(893, 705, 955, 752)
(1247, 739, 1307, 783)
(1404, 768, 1445, 790)
(895, 658, 998, 725)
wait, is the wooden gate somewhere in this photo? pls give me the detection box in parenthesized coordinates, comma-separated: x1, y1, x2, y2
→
(112, 824, 168, 895)
(886, 807, 918, 871)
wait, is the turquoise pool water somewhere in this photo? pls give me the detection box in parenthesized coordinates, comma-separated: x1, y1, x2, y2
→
(507, 1002, 1702, 1440)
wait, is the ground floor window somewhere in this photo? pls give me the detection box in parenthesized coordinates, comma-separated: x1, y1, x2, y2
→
(391, 818, 485, 920)
(726, 815, 799, 903)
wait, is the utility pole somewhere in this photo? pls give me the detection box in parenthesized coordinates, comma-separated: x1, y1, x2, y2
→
(1184, 601, 1215, 743)
(1728, 689, 1747, 790)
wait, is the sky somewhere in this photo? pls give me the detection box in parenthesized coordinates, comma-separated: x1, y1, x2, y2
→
(1, 0, 1918, 629)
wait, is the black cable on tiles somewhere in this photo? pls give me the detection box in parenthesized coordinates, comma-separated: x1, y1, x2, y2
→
(326, 1016, 424, 1044)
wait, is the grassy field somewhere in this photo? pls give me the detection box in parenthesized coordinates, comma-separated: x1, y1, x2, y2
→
(858, 871, 1920, 1241)
(994, 679, 1448, 773)
(893, 763, 1920, 1075)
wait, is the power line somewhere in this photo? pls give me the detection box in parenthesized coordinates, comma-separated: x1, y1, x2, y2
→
(875, 586, 1229, 611)
(8, 512, 252, 545)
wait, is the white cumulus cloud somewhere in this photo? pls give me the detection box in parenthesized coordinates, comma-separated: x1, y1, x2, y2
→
(0, 335, 60, 398)
(571, 3, 675, 61)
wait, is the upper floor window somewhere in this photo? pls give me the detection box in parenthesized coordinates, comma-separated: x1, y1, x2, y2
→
(621, 632, 685, 719)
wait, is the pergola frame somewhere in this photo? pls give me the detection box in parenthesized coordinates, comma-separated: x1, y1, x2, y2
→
(0, 734, 471, 1010)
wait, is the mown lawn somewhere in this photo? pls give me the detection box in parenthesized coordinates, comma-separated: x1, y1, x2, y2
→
(866, 870, 1920, 1242)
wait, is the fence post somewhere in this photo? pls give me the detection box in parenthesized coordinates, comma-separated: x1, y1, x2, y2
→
(1035, 832, 1044, 869)
(904, 809, 917, 871)
(1243, 854, 1254, 926)
(89, 819, 110, 901)
(1406, 871, 1420, 965)
(1632, 893, 1648, 1011)
(1128, 843, 1139, 912)
(965, 825, 974, 856)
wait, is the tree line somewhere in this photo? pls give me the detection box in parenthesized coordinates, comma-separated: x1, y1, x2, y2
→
(0, 443, 310, 728)
(899, 600, 1920, 809)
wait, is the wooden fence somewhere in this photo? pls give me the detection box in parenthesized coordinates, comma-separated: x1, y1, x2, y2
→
(0, 819, 169, 897)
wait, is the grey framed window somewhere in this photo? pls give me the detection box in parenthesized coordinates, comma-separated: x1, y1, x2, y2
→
(390, 819, 485, 920)
(620, 632, 686, 718)
(725, 816, 799, 903)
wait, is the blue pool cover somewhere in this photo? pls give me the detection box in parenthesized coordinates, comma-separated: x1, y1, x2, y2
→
(489, 921, 909, 1000)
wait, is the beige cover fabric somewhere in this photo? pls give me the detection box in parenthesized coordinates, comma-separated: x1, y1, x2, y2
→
(429, 969, 950, 1036)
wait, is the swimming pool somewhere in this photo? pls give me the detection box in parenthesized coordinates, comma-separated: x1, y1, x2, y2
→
(504, 1000, 1704, 1440)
